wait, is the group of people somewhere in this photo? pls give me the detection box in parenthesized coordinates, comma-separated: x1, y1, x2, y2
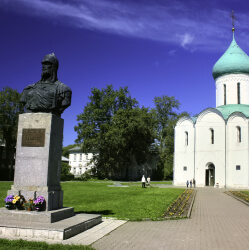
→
(186, 178, 196, 188)
(141, 175, 150, 188)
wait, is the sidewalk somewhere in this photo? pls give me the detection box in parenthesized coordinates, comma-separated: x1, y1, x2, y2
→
(92, 188, 249, 250)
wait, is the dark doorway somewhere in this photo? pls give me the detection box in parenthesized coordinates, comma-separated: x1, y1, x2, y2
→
(205, 164, 215, 186)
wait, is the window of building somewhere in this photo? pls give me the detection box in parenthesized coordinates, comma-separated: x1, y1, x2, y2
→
(237, 82, 240, 104)
(79, 168, 82, 174)
(74, 154, 76, 161)
(185, 131, 188, 146)
(236, 165, 241, 170)
(237, 126, 241, 143)
(224, 84, 226, 105)
(183, 166, 187, 171)
(85, 167, 88, 171)
(210, 129, 214, 144)
(79, 153, 82, 161)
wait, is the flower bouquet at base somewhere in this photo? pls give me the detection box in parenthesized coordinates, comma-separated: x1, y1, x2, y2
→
(34, 196, 45, 211)
(13, 195, 26, 210)
(24, 198, 34, 211)
(5, 195, 15, 210)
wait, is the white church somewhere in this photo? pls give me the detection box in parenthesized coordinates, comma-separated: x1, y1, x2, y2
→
(174, 27, 249, 188)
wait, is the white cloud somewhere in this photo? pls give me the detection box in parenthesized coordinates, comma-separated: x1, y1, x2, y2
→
(2, 0, 249, 52)
(178, 33, 194, 49)
(168, 50, 177, 56)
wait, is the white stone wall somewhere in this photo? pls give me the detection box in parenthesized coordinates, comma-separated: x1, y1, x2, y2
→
(174, 117, 195, 186)
(226, 113, 249, 188)
(195, 109, 226, 187)
(216, 74, 249, 107)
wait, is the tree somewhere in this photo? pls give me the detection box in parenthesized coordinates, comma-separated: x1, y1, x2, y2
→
(0, 87, 24, 180)
(61, 162, 74, 181)
(62, 144, 77, 158)
(151, 96, 190, 179)
(75, 85, 156, 179)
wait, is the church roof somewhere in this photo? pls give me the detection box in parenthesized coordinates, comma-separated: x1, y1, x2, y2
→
(212, 30, 249, 80)
(216, 104, 249, 119)
(190, 104, 249, 123)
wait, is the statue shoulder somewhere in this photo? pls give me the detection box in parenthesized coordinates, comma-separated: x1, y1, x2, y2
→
(23, 82, 39, 90)
(55, 80, 72, 92)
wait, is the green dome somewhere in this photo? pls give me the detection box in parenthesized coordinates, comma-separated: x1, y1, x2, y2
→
(212, 31, 249, 79)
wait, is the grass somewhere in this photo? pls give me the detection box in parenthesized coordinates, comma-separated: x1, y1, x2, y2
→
(1, 181, 183, 220)
(121, 181, 172, 186)
(0, 181, 13, 207)
(62, 182, 183, 220)
(0, 238, 94, 250)
(0, 181, 185, 249)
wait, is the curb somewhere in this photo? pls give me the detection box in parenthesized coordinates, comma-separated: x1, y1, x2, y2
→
(225, 191, 249, 207)
(187, 189, 197, 218)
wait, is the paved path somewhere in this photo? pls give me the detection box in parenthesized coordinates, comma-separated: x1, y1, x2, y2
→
(92, 188, 249, 250)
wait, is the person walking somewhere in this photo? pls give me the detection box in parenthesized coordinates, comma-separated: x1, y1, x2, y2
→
(190, 179, 192, 188)
(186, 180, 189, 188)
(141, 175, 146, 188)
(193, 178, 196, 188)
(147, 177, 151, 187)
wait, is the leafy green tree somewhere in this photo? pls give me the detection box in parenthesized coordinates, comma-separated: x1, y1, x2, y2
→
(61, 162, 74, 181)
(0, 87, 24, 180)
(151, 96, 189, 179)
(62, 144, 77, 158)
(75, 85, 156, 179)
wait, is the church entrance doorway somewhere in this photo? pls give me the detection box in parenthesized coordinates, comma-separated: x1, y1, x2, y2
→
(205, 164, 215, 186)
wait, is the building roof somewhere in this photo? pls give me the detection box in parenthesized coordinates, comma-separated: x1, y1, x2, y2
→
(216, 104, 249, 119)
(190, 104, 249, 123)
(68, 146, 82, 152)
(212, 30, 249, 80)
(61, 156, 69, 162)
(68, 146, 99, 154)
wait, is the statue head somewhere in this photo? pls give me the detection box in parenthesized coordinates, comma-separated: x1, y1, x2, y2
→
(41, 53, 59, 82)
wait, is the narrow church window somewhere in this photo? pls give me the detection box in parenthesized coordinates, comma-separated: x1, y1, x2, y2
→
(237, 126, 241, 143)
(210, 129, 214, 144)
(236, 165, 241, 170)
(183, 166, 187, 171)
(237, 82, 240, 104)
(223, 84, 226, 105)
(185, 131, 188, 146)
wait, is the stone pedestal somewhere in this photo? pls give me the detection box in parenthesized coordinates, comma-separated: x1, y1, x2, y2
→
(2, 113, 102, 240)
(8, 113, 64, 211)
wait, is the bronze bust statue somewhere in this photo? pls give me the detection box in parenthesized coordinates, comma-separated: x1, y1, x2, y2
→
(20, 53, 72, 117)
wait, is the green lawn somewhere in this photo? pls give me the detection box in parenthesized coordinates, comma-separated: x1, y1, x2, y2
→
(1, 181, 184, 221)
(0, 239, 94, 250)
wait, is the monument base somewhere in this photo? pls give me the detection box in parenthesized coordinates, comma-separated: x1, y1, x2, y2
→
(0, 212, 102, 240)
(0, 207, 74, 223)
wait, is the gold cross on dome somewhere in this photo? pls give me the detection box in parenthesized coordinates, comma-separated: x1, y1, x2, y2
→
(230, 10, 237, 28)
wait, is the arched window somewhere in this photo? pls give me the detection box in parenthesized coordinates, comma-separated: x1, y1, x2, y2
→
(210, 129, 214, 144)
(185, 131, 188, 146)
(237, 82, 241, 104)
(223, 84, 226, 105)
(237, 126, 241, 143)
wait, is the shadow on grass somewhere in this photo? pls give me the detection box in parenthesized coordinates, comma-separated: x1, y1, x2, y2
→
(75, 210, 114, 215)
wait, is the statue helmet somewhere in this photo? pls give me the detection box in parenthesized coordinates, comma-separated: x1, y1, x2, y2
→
(41, 53, 59, 70)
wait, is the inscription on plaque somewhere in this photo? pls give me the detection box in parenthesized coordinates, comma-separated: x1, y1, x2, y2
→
(22, 129, 45, 147)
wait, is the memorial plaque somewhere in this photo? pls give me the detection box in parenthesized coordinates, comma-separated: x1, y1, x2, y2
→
(22, 129, 45, 147)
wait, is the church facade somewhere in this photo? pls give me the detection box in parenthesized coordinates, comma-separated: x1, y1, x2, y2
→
(174, 28, 249, 188)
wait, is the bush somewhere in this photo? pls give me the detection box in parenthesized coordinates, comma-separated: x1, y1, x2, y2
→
(61, 173, 74, 181)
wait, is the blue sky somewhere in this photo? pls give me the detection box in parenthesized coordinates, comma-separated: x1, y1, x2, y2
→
(1, 0, 249, 147)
